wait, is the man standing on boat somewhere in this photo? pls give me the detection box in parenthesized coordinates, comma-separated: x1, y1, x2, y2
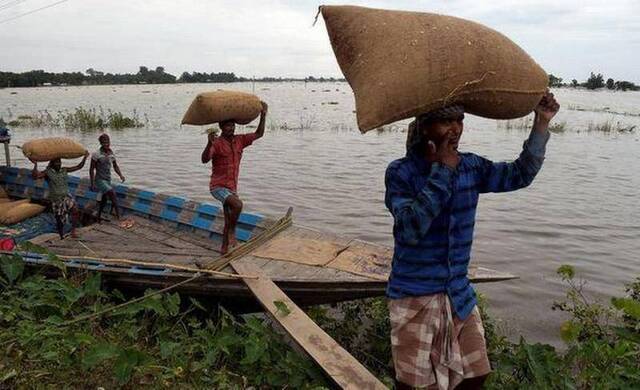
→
(384, 91, 559, 389)
(202, 101, 268, 254)
(90, 133, 125, 221)
(31, 152, 90, 239)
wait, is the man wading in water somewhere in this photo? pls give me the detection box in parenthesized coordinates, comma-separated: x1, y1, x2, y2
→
(202, 101, 268, 254)
(385, 91, 559, 389)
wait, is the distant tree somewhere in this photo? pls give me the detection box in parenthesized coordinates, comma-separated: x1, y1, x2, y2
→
(606, 78, 615, 90)
(155, 66, 165, 74)
(86, 68, 96, 77)
(614, 80, 639, 91)
(584, 72, 605, 90)
(548, 74, 563, 87)
(138, 66, 149, 75)
(571, 79, 579, 88)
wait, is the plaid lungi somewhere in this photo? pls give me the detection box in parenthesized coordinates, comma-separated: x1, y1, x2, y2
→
(389, 294, 491, 389)
(51, 195, 76, 222)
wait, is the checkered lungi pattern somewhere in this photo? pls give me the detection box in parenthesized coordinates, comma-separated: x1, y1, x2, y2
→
(389, 294, 491, 389)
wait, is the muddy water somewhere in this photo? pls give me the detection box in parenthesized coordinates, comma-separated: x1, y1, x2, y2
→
(2, 83, 639, 345)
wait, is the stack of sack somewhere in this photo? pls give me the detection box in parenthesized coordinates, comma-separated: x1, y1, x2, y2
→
(319, 5, 548, 132)
(0, 196, 45, 225)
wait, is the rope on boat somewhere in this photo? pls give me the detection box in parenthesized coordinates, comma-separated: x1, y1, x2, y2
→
(58, 273, 202, 327)
(55, 254, 258, 279)
(203, 206, 294, 271)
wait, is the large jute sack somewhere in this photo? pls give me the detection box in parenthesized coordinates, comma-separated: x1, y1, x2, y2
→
(320, 5, 548, 132)
(0, 199, 29, 213)
(181, 91, 262, 125)
(22, 137, 87, 162)
(0, 202, 46, 225)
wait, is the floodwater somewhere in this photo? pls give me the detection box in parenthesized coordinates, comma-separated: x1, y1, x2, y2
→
(2, 83, 639, 345)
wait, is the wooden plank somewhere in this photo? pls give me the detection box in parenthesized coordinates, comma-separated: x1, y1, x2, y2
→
(231, 260, 386, 390)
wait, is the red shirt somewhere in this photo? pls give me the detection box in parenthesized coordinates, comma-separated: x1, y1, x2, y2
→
(209, 133, 257, 192)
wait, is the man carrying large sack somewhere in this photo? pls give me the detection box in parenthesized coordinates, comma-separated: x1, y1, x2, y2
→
(384, 92, 559, 389)
(90, 133, 126, 221)
(31, 152, 89, 239)
(201, 101, 268, 254)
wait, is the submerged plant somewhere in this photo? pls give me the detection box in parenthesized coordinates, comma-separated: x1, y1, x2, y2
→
(586, 120, 636, 133)
(7, 107, 146, 131)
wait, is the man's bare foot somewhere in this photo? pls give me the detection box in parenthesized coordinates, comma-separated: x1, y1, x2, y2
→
(70, 230, 79, 239)
(220, 244, 229, 255)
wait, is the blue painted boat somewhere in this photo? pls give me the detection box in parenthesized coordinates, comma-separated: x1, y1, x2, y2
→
(0, 165, 516, 309)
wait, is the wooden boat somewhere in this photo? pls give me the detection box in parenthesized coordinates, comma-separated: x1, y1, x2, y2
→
(0, 166, 516, 310)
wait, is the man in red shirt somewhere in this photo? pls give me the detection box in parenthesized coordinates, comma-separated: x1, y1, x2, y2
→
(201, 101, 268, 254)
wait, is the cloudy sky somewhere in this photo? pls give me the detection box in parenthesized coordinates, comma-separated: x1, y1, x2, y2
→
(1, 0, 639, 83)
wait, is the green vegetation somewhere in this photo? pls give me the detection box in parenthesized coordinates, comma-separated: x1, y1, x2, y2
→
(485, 266, 640, 389)
(0, 252, 327, 388)
(1, 250, 638, 388)
(548, 72, 639, 91)
(0, 67, 344, 88)
(6, 107, 146, 130)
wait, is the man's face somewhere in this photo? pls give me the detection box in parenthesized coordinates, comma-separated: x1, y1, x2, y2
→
(420, 114, 464, 150)
(219, 121, 235, 137)
(100, 137, 111, 150)
(51, 158, 62, 170)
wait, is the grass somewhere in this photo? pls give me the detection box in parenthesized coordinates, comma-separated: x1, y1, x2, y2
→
(497, 116, 534, 131)
(6, 107, 146, 130)
(586, 120, 636, 133)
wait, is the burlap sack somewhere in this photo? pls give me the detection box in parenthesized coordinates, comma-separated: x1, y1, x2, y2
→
(0, 199, 29, 214)
(0, 202, 46, 225)
(22, 137, 87, 162)
(181, 91, 262, 125)
(320, 5, 548, 132)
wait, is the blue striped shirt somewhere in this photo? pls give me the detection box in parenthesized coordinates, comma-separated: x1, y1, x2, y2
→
(385, 130, 550, 319)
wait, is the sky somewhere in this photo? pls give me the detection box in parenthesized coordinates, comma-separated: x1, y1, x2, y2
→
(1, 0, 639, 83)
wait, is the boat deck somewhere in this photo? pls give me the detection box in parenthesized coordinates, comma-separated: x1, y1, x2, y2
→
(32, 214, 375, 284)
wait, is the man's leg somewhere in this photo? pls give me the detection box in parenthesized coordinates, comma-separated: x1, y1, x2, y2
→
(107, 190, 120, 219)
(55, 215, 64, 240)
(97, 195, 106, 222)
(224, 195, 243, 250)
(455, 307, 491, 390)
(221, 203, 231, 254)
(70, 205, 80, 238)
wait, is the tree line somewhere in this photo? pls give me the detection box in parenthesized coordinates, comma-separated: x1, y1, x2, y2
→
(549, 73, 639, 91)
(0, 66, 345, 88)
